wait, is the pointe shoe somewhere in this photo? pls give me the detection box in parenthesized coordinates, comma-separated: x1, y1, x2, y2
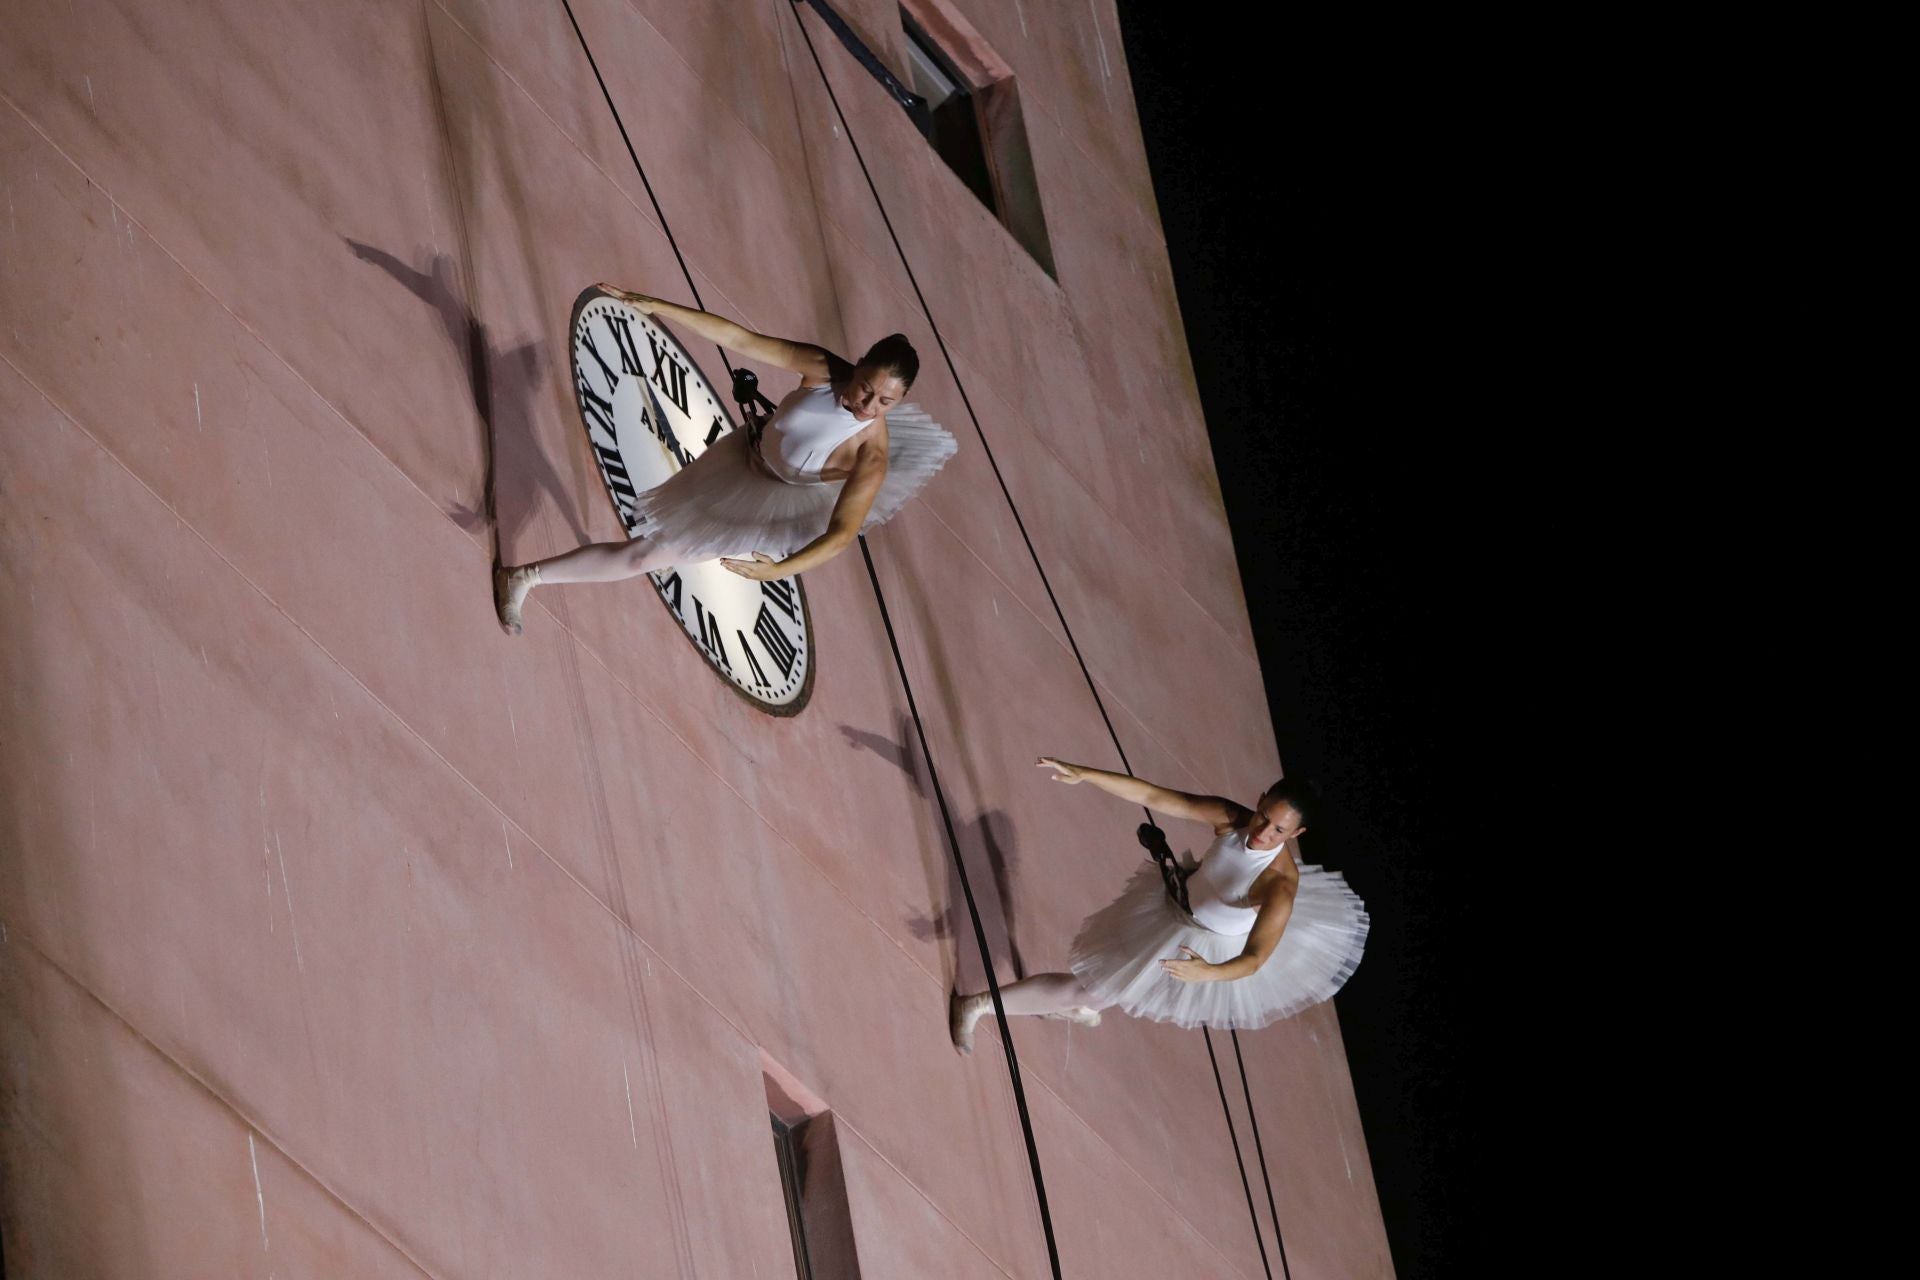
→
(494, 565, 535, 635)
(950, 992, 982, 1056)
(1044, 1006, 1102, 1028)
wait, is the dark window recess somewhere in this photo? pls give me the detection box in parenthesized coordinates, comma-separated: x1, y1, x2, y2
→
(771, 1114, 817, 1279)
(767, 1097, 860, 1277)
(903, 20, 997, 211)
(899, 10, 1054, 276)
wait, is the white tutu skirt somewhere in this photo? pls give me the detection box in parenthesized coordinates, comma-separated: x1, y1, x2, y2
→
(630, 404, 957, 560)
(1070, 860, 1370, 1030)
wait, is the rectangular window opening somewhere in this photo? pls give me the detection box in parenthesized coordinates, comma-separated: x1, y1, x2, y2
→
(898, 5, 1055, 277)
(764, 1061, 861, 1279)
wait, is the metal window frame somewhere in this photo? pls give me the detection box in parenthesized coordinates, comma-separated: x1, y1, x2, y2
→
(771, 1114, 816, 1279)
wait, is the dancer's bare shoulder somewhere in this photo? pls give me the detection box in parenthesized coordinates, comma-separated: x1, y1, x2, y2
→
(1250, 853, 1300, 902)
(1212, 802, 1257, 836)
(801, 350, 856, 389)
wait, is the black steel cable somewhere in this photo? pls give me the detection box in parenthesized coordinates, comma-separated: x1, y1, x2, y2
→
(560, 0, 733, 377)
(1205, 1027, 1275, 1278)
(561, 4, 1063, 1275)
(567, 3, 1298, 1272)
(788, 0, 1139, 779)
(787, 4, 1292, 1274)
(1231, 1029, 1293, 1278)
(855, 537, 1063, 1278)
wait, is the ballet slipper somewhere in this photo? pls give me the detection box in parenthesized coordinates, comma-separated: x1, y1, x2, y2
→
(949, 992, 982, 1056)
(494, 565, 537, 635)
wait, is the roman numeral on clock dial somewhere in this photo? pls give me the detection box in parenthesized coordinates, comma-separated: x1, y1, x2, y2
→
(654, 571, 683, 612)
(591, 440, 640, 526)
(693, 597, 730, 672)
(576, 373, 616, 442)
(762, 577, 800, 624)
(604, 314, 645, 377)
(579, 328, 621, 392)
(738, 630, 772, 687)
(645, 331, 692, 415)
(753, 603, 800, 679)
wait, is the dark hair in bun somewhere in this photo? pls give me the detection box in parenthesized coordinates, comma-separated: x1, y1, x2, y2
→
(859, 333, 920, 388)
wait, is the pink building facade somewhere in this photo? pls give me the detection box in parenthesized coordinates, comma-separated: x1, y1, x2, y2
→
(0, 0, 1393, 1274)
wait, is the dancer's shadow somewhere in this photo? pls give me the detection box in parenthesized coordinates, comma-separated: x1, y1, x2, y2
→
(840, 717, 1028, 986)
(839, 714, 926, 798)
(343, 239, 583, 557)
(906, 807, 1028, 984)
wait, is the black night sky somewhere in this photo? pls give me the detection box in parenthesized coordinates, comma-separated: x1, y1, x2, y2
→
(1114, 8, 1494, 1271)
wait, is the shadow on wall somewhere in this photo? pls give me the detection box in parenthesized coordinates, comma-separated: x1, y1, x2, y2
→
(342, 240, 570, 558)
(381, 2, 612, 573)
(838, 715, 1028, 992)
(387, 10, 674, 1211)
(844, 487, 1067, 1006)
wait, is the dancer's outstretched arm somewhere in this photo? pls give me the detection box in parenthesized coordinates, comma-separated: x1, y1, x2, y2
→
(597, 284, 837, 383)
(1162, 880, 1298, 983)
(1037, 758, 1244, 828)
(722, 437, 887, 580)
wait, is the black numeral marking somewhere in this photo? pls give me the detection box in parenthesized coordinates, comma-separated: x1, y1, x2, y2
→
(576, 373, 617, 444)
(761, 577, 800, 625)
(646, 332, 692, 415)
(591, 442, 639, 525)
(604, 314, 645, 376)
(655, 571, 683, 612)
(753, 603, 800, 679)
(579, 328, 620, 392)
(737, 630, 771, 687)
(693, 598, 730, 671)
(704, 415, 728, 447)
(641, 390, 692, 467)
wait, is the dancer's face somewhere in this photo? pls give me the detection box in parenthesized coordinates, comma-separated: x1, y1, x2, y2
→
(1245, 798, 1306, 852)
(840, 366, 907, 419)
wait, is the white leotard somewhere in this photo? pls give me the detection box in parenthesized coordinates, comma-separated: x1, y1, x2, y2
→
(756, 383, 872, 485)
(1186, 828, 1286, 935)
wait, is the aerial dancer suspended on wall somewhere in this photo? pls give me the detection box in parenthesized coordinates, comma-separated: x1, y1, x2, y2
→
(494, 287, 956, 634)
(950, 762, 1369, 1051)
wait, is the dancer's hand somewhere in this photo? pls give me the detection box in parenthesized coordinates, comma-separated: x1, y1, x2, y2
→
(721, 551, 785, 581)
(1037, 757, 1090, 784)
(1160, 946, 1215, 982)
(597, 283, 656, 313)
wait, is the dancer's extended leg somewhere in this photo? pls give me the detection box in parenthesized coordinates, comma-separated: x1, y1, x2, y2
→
(494, 536, 679, 634)
(949, 974, 1108, 1054)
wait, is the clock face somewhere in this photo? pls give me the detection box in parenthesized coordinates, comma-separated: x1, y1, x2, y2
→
(569, 288, 814, 715)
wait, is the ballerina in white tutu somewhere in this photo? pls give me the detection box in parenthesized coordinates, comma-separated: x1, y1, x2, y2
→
(493, 287, 956, 633)
(950, 760, 1368, 1051)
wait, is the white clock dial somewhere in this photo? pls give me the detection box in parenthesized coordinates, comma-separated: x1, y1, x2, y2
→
(569, 288, 814, 714)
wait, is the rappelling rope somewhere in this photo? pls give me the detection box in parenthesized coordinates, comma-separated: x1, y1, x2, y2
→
(785, 3, 1293, 1272)
(561, 3, 1065, 1275)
